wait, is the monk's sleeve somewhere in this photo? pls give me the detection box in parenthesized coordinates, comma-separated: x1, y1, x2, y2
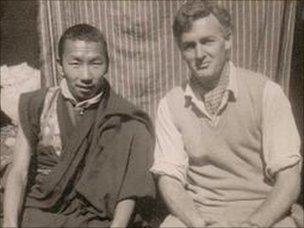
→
(117, 121, 155, 202)
(18, 89, 46, 148)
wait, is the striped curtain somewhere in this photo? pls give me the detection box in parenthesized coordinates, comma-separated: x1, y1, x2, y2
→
(38, 0, 297, 118)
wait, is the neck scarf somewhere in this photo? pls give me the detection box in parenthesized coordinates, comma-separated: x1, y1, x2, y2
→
(190, 64, 229, 115)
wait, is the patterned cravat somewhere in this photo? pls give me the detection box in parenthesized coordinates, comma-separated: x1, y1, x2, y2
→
(190, 65, 229, 116)
(203, 85, 227, 115)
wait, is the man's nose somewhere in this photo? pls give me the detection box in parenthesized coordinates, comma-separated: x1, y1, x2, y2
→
(195, 44, 205, 59)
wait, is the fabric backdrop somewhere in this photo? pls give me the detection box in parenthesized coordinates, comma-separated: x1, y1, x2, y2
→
(38, 0, 296, 119)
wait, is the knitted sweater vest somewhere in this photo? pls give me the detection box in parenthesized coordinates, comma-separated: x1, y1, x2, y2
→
(166, 68, 270, 220)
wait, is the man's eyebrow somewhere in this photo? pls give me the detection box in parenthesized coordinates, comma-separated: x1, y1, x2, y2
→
(182, 40, 194, 43)
(200, 35, 217, 40)
(181, 41, 196, 47)
(182, 40, 195, 45)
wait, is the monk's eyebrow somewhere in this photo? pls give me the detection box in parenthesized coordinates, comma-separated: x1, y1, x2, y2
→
(68, 56, 82, 62)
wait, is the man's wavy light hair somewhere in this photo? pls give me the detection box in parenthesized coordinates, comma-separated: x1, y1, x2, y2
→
(173, 0, 232, 44)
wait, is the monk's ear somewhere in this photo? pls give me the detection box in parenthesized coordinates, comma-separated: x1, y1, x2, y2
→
(56, 58, 64, 77)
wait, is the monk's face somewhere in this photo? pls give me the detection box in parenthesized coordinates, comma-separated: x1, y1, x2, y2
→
(58, 39, 108, 101)
(179, 14, 231, 85)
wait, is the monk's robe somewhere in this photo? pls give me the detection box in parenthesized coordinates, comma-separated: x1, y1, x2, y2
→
(19, 80, 155, 227)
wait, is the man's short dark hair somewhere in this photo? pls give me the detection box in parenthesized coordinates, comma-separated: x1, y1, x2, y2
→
(173, 0, 232, 44)
(58, 23, 108, 63)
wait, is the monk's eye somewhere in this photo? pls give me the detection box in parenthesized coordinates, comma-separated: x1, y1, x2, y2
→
(91, 61, 103, 65)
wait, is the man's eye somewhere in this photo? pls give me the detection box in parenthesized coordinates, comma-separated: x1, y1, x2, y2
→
(182, 43, 195, 50)
(201, 39, 215, 45)
(68, 62, 80, 66)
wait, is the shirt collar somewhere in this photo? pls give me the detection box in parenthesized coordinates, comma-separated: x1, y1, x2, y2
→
(185, 61, 238, 100)
(59, 78, 103, 109)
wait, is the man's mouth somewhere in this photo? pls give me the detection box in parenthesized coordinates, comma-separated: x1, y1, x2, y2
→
(196, 62, 209, 70)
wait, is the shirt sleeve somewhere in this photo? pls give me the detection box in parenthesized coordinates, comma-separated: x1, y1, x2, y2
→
(150, 98, 189, 186)
(262, 81, 302, 179)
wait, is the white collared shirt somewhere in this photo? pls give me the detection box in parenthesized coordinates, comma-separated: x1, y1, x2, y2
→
(151, 62, 301, 184)
(184, 62, 238, 125)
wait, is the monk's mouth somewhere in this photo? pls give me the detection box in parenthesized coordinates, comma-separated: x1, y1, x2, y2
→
(77, 85, 94, 93)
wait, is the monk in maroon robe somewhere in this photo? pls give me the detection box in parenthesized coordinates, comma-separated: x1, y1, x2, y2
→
(3, 24, 155, 227)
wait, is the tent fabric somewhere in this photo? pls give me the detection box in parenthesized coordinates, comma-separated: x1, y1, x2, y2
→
(38, 0, 296, 119)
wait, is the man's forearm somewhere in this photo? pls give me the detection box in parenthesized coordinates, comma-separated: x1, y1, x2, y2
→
(159, 175, 207, 227)
(247, 165, 301, 227)
(3, 168, 28, 227)
(110, 198, 135, 228)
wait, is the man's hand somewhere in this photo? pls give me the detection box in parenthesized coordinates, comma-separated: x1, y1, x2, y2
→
(246, 164, 301, 227)
(238, 221, 261, 228)
(159, 175, 214, 227)
(207, 220, 260, 228)
(191, 217, 207, 227)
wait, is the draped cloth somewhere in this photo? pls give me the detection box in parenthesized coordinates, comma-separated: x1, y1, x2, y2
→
(38, 0, 297, 118)
(19, 80, 155, 226)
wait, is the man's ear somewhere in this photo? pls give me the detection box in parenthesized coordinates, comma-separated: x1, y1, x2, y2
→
(56, 58, 64, 77)
(224, 30, 232, 50)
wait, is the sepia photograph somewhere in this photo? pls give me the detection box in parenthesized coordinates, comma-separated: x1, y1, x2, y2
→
(0, 0, 303, 227)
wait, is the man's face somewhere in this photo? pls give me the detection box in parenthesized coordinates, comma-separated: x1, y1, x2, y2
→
(58, 39, 108, 101)
(179, 14, 231, 84)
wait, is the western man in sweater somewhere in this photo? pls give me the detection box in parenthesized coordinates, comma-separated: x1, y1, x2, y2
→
(150, 1, 302, 227)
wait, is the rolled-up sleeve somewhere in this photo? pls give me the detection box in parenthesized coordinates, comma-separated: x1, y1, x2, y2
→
(150, 98, 188, 186)
(262, 81, 302, 179)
